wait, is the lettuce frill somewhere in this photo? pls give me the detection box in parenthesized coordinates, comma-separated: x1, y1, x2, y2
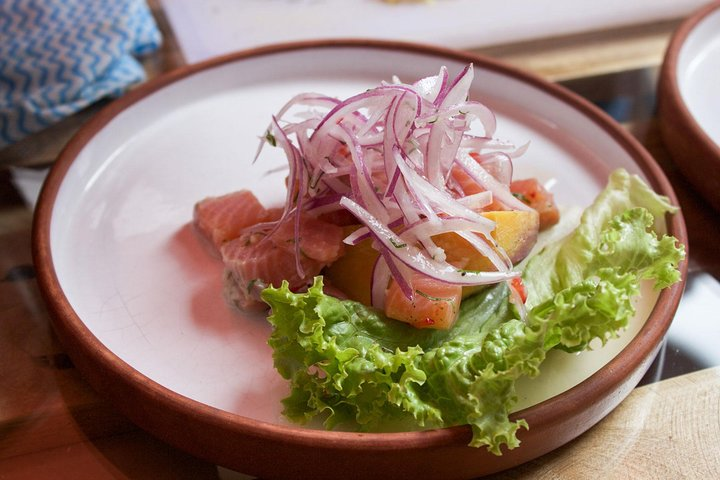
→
(262, 169, 685, 454)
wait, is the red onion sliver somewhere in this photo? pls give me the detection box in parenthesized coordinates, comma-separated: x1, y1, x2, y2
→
(456, 152, 533, 212)
(340, 197, 517, 286)
(371, 255, 391, 309)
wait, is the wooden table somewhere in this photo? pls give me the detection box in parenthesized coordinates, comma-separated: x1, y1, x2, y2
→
(1, 3, 719, 479)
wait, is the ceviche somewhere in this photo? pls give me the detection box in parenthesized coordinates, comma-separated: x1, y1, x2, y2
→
(192, 65, 684, 454)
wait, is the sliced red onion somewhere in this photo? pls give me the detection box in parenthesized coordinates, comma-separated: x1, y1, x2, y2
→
(251, 117, 304, 272)
(334, 124, 389, 223)
(417, 101, 496, 139)
(435, 63, 473, 108)
(403, 216, 509, 271)
(252, 64, 536, 306)
(343, 216, 404, 247)
(455, 152, 533, 212)
(410, 66, 448, 104)
(473, 151, 513, 185)
(424, 117, 447, 187)
(344, 226, 371, 245)
(456, 231, 512, 272)
(393, 147, 496, 229)
(311, 90, 396, 144)
(508, 141, 530, 159)
(271, 116, 308, 279)
(339, 197, 516, 286)
(457, 191, 493, 210)
(275, 92, 341, 118)
(371, 255, 391, 310)
(254, 94, 339, 163)
(379, 247, 413, 301)
(404, 216, 494, 240)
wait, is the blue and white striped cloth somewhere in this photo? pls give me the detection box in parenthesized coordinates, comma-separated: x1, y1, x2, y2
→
(0, 0, 161, 148)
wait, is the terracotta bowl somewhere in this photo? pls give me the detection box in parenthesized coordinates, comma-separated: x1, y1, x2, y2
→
(33, 40, 687, 479)
(658, 0, 720, 212)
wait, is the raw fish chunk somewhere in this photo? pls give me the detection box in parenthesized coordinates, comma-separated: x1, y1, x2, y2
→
(193, 190, 269, 257)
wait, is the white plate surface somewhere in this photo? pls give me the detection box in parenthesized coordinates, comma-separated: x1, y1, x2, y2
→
(50, 46, 659, 426)
(678, 6, 720, 147)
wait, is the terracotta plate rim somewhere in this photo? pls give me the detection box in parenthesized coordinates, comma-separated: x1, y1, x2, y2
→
(32, 39, 688, 453)
(658, 0, 720, 209)
(660, 0, 720, 157)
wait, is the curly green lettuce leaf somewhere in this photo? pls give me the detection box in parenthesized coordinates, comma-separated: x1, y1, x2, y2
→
(261, 169, 685, 454)
(264, 280, 535, 454)
(523, 169, 683, 309)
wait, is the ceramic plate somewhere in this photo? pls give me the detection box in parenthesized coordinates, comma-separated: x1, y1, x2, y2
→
(34, 40, 686, 479)
(659, 0, 720, 211)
